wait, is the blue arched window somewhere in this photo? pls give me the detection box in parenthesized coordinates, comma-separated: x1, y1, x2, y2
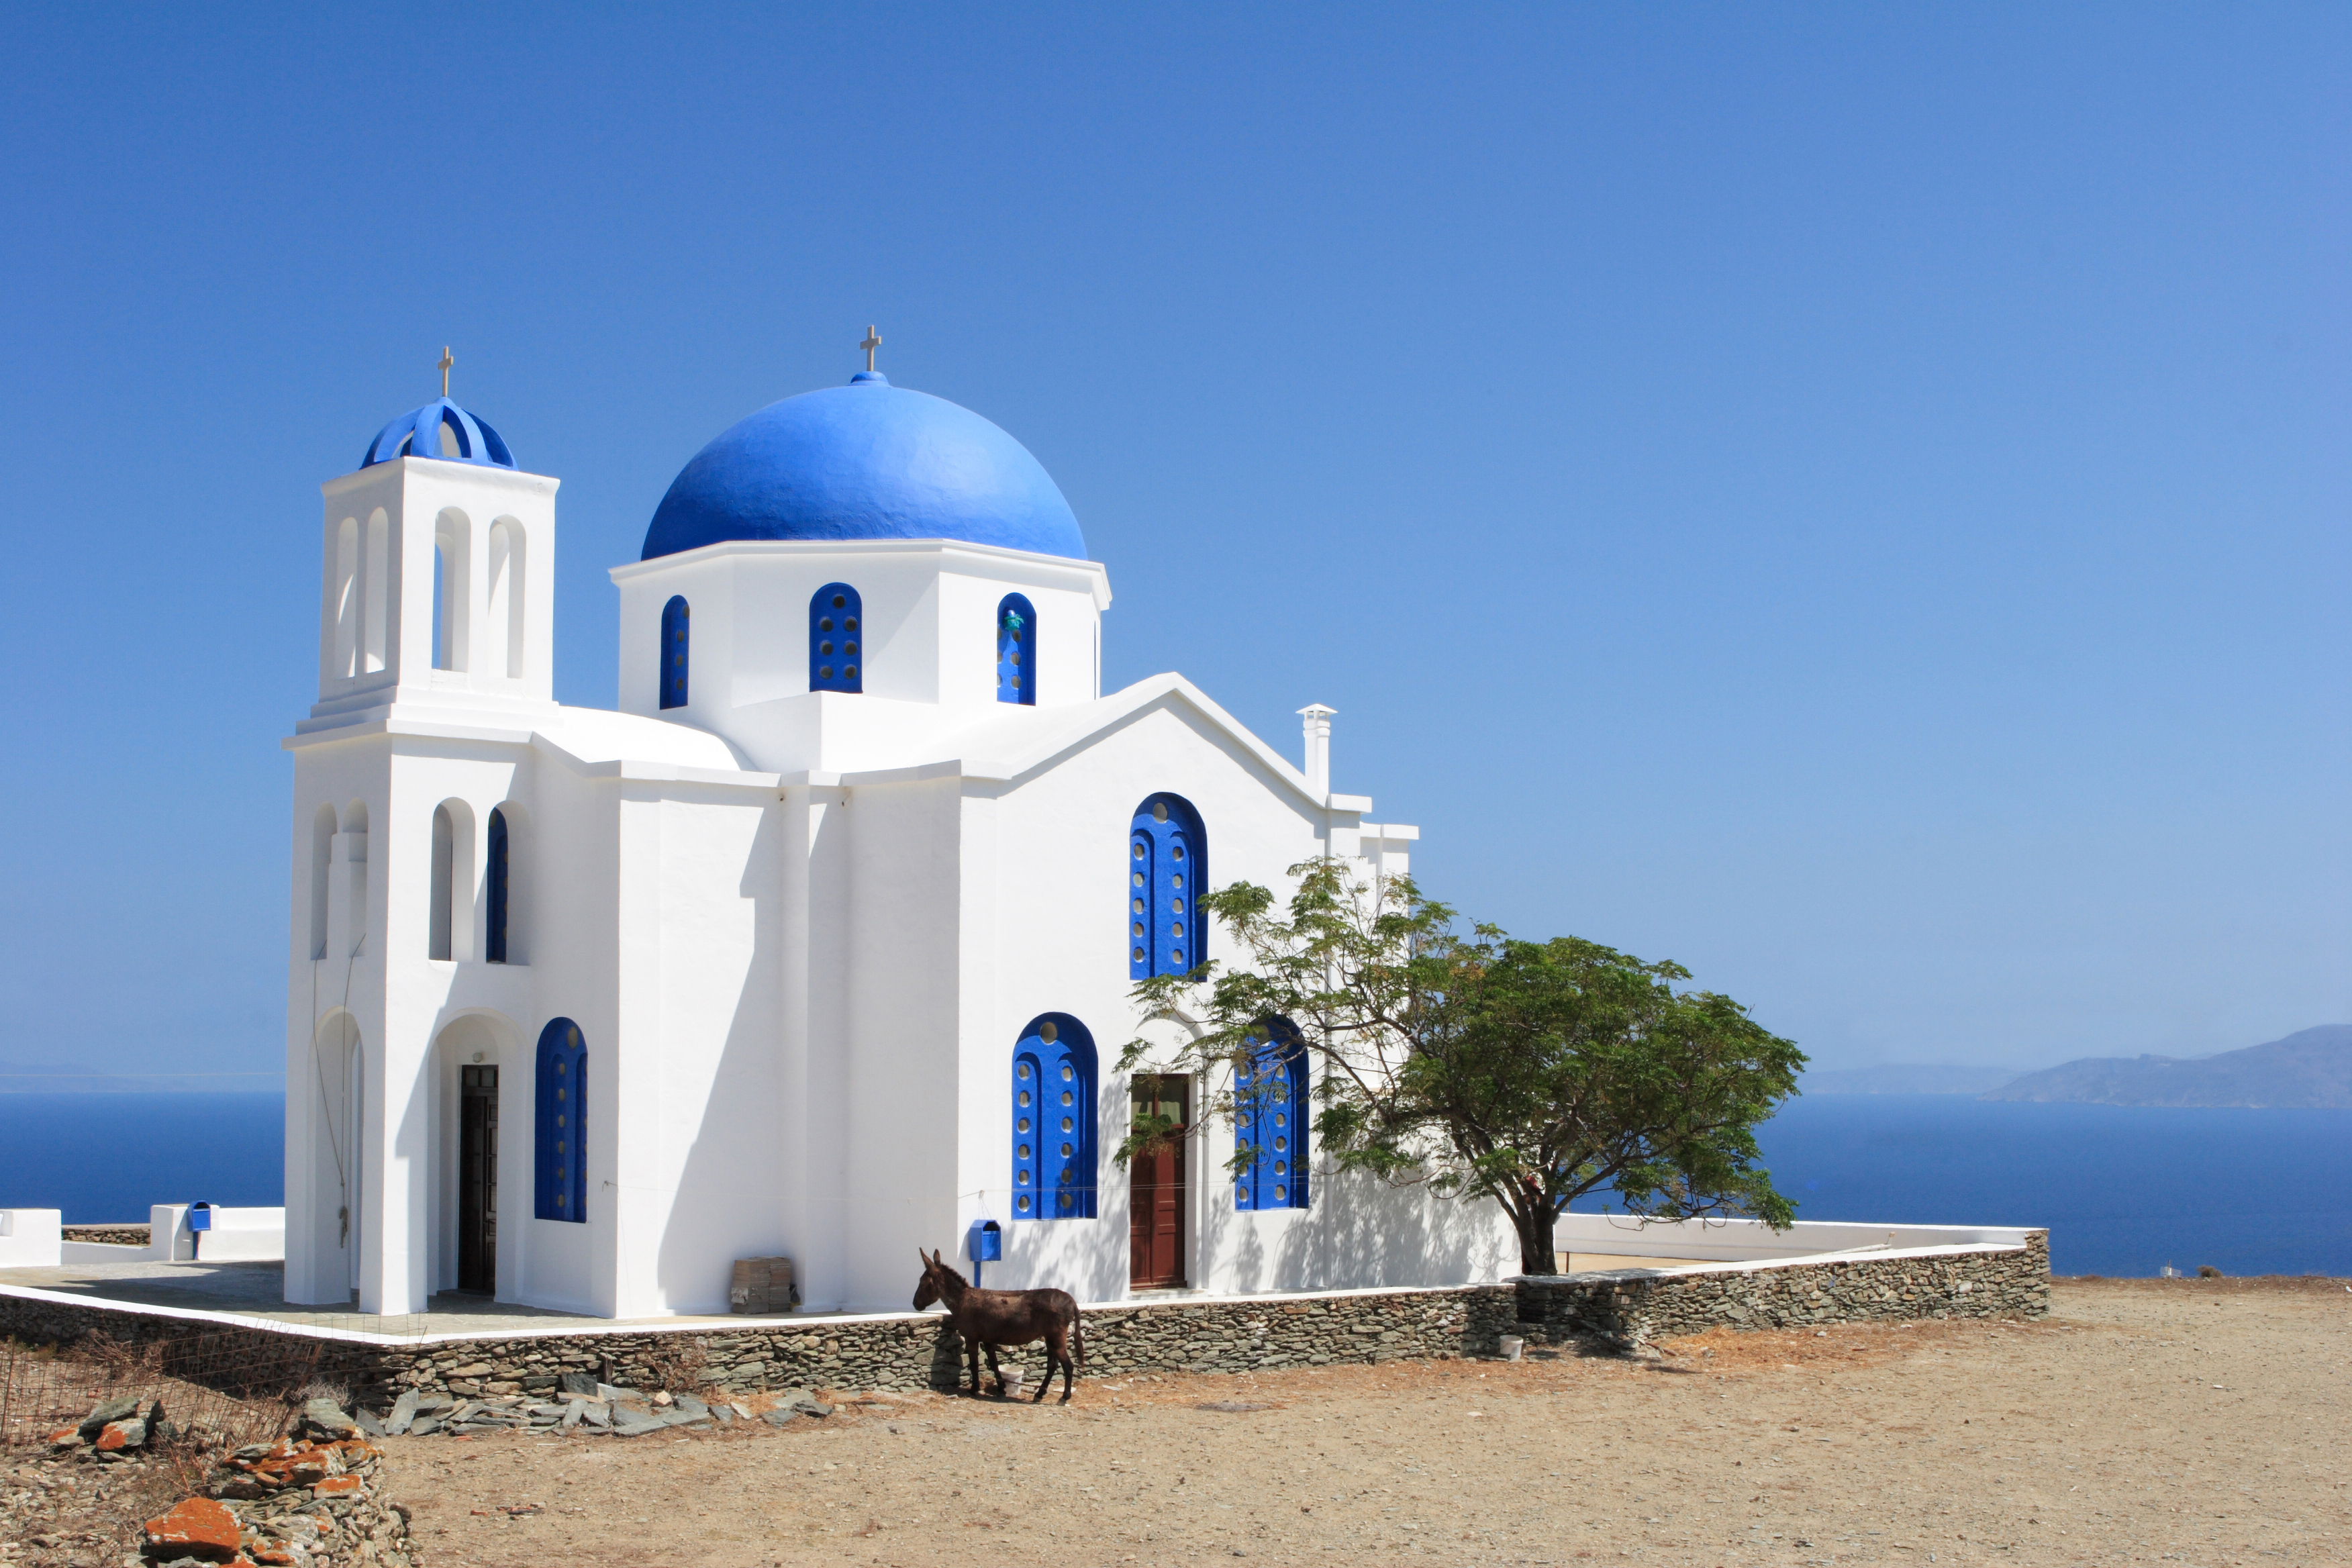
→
(534, 1018, 587, 1222)
(995, 593, 1036, 705)
(1129, 793, 1207, 980)
(1235, 1017, 1310, 1211)
(810, 583, 863, 693)
(1011, 1014, 1097, 1220)
(485, 807, 511, 964)
(659, 595, 690, 709)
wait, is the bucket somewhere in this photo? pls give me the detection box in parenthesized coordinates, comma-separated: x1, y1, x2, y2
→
(1000, 1367, 1026, 1398)
(1498, 1335, 1525, 1362)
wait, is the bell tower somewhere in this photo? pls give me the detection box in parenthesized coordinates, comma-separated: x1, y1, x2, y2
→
(299, 393, 560, 736)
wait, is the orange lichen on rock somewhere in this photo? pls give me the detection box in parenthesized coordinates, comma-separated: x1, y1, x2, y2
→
(143, 1496, 243, 1562)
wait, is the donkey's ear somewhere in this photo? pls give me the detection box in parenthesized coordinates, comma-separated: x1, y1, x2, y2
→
(918, 1248, 931, 1266)
(931, 1248, 944, 1266)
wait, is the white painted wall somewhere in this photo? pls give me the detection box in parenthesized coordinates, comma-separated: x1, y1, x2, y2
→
(0, 1210, 61, 1267)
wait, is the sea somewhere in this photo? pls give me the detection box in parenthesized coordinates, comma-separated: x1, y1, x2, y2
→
(1, 1091, 2346, 1278)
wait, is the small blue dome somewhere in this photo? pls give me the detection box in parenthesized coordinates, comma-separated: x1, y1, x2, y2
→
(363, 399, 516, 470)
(641, 373, 1085, 562)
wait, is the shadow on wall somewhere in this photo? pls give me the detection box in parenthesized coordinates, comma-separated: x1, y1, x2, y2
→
(1266, 1167, 1505, 1293)
(654, 803, 787, 1314)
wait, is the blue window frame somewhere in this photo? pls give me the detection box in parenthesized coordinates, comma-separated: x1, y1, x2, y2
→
(485, 807, 510, 964)
(1234, 1017, 1310, 1211)
(1129, 794, 1207, 980)
(1011, 1014, 1097, 1220)
(534, 1018, 587, 1222)
(659, 595, 690, 709)
(995, 593, 1036, 705)
(810, 583, 863, 693)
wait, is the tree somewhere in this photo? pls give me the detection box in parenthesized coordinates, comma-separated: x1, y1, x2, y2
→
(1118, 859, 1806, 1275)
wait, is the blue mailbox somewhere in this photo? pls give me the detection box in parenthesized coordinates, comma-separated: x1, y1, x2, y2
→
(187, 1202, 215, 1233)
(967, 1219, 1002, 1286)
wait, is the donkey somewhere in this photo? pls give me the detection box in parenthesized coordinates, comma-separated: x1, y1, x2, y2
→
(912, 1248, 1085, 1404)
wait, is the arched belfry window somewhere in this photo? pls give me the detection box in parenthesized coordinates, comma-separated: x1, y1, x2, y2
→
(659, 596, 690, 709)
(1129, 794, 1207, 980)
(1235, 1017, 1310, 1211)
(486, 807, 511, 964)
(996, 593, 1036, 705)
(810, 583, 862, 693)
(1011, 1014, 1097, 1220)
(534, 1018, 587, 1222)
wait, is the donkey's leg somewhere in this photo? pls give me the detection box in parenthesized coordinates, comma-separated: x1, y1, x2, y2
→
(966, 1332, 984, 1396)
(984, 1342, 1006, 1396)
(1037, 1326, 1065, 1403)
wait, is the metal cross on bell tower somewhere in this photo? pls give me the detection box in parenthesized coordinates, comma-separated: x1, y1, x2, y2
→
(438, 346, 454, 398)
(859, 325, 881, 373)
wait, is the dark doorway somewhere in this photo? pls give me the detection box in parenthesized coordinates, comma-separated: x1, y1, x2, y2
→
(458, 1065, 499, 1294)
(1129, 1074, 1189, 1289)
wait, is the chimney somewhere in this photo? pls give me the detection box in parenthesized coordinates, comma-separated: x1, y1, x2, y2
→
(1297, 704, 1336, 801)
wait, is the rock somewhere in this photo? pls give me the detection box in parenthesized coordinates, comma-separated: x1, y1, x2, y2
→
(709, 1404, 734, 1424)
(559, 1400, 586, 1430)
(352, 1408, 386, 1437)
(383, 1390, 419, 1436)
(558, 1371, 598, 1398)
(610, 1411, 668, 1437)
(96, 1418, 148, 1452)
(80, 1395, 140, 1440)
(795, 1399, 836, 1418)
(594, 1383, 638, 1403)
(651, 1389, 675, 1407)
(144, 1497, 244, 1563)
(671, 1396, 709, 1419)
(407, 1415, 440, 1437)
(761, 1407, 801, 1426)
(579, 1402, 611, 1428)
(301, 1398, 358, 1438)
(313, 1476, 364, 1496)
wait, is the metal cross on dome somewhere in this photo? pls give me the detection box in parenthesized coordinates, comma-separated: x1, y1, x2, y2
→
(438, 346, 454, 398)
(860, 325, 881, 373)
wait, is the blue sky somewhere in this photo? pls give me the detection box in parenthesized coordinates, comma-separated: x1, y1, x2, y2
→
(1, 5, 2343, 1082)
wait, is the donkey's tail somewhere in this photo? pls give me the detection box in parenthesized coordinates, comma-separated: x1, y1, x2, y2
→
(1072, 1312, 1087, 1377)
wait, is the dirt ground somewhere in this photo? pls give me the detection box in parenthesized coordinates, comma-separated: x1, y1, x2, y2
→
(375, 1277, 2348, 1567)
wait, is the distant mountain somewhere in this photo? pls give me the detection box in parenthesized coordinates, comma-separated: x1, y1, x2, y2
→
(1979, 1025, 2352, 1108)
(1802, 1063, 2024, 1095)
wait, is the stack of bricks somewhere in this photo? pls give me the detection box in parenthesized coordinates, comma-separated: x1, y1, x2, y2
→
(729, 1257, 797, 1315)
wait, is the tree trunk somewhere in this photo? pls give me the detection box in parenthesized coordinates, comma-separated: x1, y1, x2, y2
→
(1507, 1180, 1560, 1275)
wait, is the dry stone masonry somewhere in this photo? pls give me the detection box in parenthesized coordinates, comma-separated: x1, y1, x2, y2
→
(0, 1232, 2047, 1430)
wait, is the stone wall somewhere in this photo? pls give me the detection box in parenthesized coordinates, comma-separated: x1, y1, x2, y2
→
(1511, 1233, 2052, 1351)
(0, 1233, 2046, 1416)
(60, 1226, 150, 1248)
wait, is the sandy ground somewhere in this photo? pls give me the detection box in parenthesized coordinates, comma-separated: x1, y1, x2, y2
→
(375, 1277, 2348, 1567)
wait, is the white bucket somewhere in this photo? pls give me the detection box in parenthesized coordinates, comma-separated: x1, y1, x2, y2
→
(1498, 1336, 1526, 1362)
(1000, 1367, 1026, 1396)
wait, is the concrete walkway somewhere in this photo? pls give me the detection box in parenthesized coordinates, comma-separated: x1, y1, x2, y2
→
(0, 1260, 822, 1338)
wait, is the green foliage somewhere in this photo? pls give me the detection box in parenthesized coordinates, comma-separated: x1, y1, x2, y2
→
(1119, 859, 1806, 1273)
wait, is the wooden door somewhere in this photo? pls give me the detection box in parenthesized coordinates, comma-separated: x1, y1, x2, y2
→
(458, 1065, 498, 1294)
(1128, 1074, 1189, 1289)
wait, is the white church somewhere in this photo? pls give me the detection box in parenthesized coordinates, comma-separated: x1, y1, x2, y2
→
(283, 350, 1518, 1318)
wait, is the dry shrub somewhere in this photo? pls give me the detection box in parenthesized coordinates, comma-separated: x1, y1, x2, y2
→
(637, 1337, 714, 1398)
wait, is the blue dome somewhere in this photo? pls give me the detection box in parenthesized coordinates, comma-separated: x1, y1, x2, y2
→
(641, 373, 1085, 561)
(363, 398, 515, 470)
